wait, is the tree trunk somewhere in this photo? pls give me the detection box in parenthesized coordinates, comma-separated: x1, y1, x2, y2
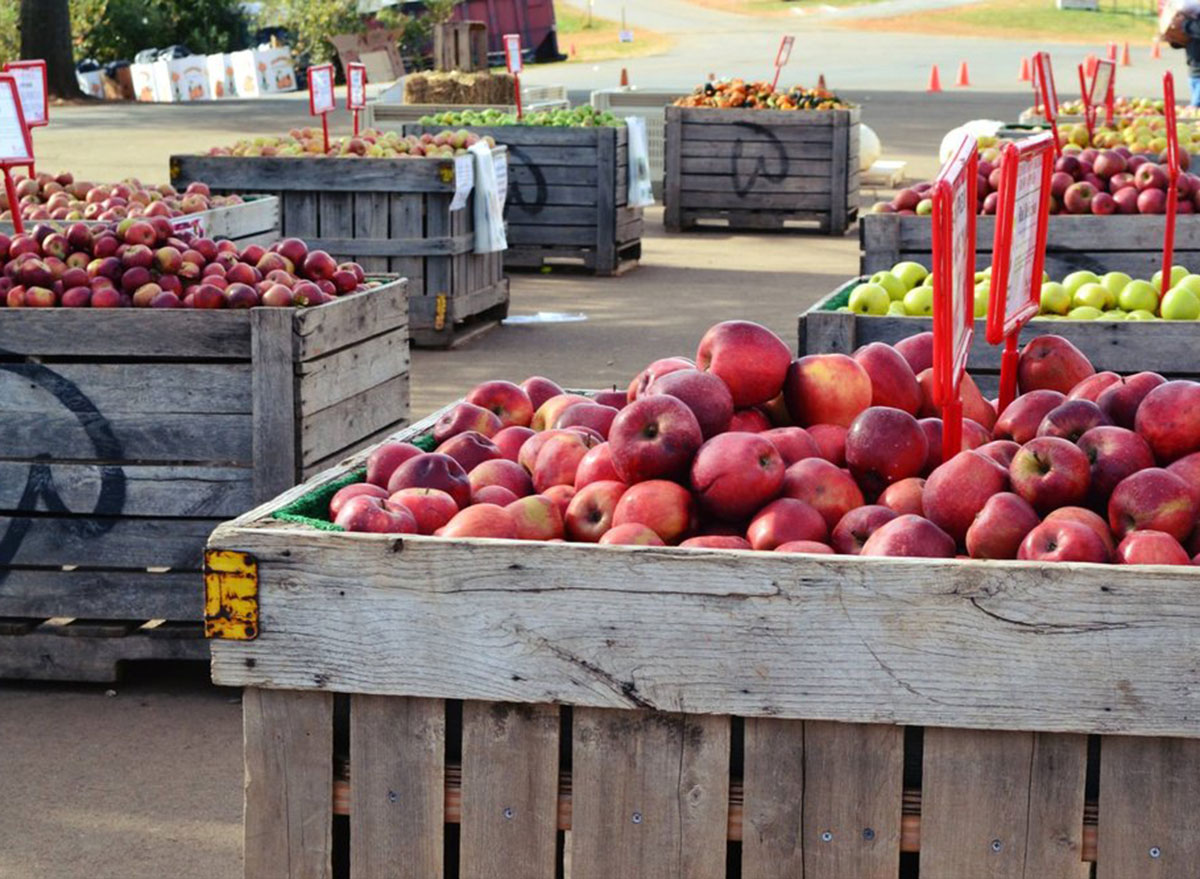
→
(20, 0, 81, 99)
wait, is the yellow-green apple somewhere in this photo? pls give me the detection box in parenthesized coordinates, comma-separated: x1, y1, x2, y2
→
(365, 440, 424, 487)
(329, 483, 388, 518)
(1118, 280, 1159, 313)
(1116, 530, 1192, 565)
(1100, 271, 1131, 300)
(848, 282, 890, 315)
(859, 514, 955, 557)
(599, 523, 665, 546)
(976, 440, 1021, 470)
(1097, 372, 1166, 428)
(612, 479, 696, 543)
(493, 426, 535, 462)
(1134, 380, 1200, 462)
(386, 487, 459, 535)
(784, 354, 872, 427)
(1017, 519, 1110, 562)
(690, 432, 785, 521)
(1017, 335, 1095, 395)
(434, 401, 502, 442)
(466, 380, 535, 428)
(780, 457, 865, 530)
(869, 271, 907, 300)
(831, 505, 898, 554)
(521, 375, 565, 410)
(902, 285, 933, 316)
(1166, 452, 1200, 509)
(729, 408, 772, 432)
(1036, 399, 1110, 442)
(806, 424, 847, 465)
(1077, 426, 1155, 508)
(1071, 282, 1109, 311)
(775, 540, 835, 553)
(437, 504, 517, 539)
(680, 535, 752, 550)
(878, 477, 925, 516)
(1108, 468, 1197, 540)
(473, 485, 520, 506)
(1066, 305, 1102, 320)
(532, 433, 590, 492)
(506, 494, 565, 541)
(695, 320, 792, 407)
(894, 332, 934, 374)
(1039, 281, 1071, 315)
(542, 484, 576, 519)
(892, 261, 928, 289)
(437, 431, 502, 473)
(627, 356, 695, 402)
(386, 453, 471, 508)
(923, 450, 1009, 544)
(608, 395, 704, 484)
(965, 492, 1040, 560)
(1043, 507, 1116, 558)
(574, 442, 621, 488)
(564, 480, 628, 542)
(762, 426, 820, 466)
(1010, 437, 1091, 513)
(1161, 286, 1200, 320)
(994, 389, 1066, 443)
(334, 494, 417, 533)
(845, 407, 928, 498)
(853, 342, 922, 414)
(747, 498, 828, 550)
(645, 368, 734, 438)
(531, 393, 591, 431)
(554, 401, 619, 437)
(1068, 371, 1122, 402)
(1062, 270, 1101, 297)
(469, 458, 534, 498)
(1152, 264, 1188, 291)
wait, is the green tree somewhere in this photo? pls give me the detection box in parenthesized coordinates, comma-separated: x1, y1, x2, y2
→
(72, 0, 250, 63)
(254, 0, 363, 65)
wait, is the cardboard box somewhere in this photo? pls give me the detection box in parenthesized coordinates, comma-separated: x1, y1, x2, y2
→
(206, 53, 236, 99)
(230, 47, 297, 97)
(130, 61, 165, 102)
(164, 56, 211, 102)
(76, 70, 104, 98)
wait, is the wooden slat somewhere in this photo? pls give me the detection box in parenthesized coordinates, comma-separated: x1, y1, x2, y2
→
(506, 225, 595, 246)
(349, 695, 445, 878)
(243, 688, 333, 879)
(506, 205, 599, 226)
(297, 326, 410, 417)
(680, 173, 834, 194)
(294, 234, 472, 259)
(0, 569, 200, 620)
(680, 141, 838, 160)
(251, 307, 299, 505)
(595, 128, 618, 275)
(299, 373, 410, 468)
(571, 708, 729, 879)
(0, 310, 251, 358)
(299, 416, 410, 481)
(282, 190, 320, 240)
(460, 701, 560, 879)
(679, 191, 836, 210)
(353, 192, 390, 272)
(317, 191, 354, 242)
(388, 192, 426, 291)
(171, 154, 459, 193)
(672, 106, 856, 126)
(0, 515, 220, 569)
(680, 122, 836, 143)
(1097, 736, 1200, 879)
(828, 114, 853, 234)
(293, 280, 408, 362)
(742, 717, 805, 877)
(0, 362, 251, 414)
(0, 625, 206, 681)
(509, 164, 598, 186)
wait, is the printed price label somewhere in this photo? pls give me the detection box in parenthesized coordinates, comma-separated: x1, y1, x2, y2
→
(450, 154, 474, 212)
(775, 35, 795, 69)
(3, 61, 47, 127)
(504, 34, 523, 74)
(932, 133, 978, 403)
(493, 151, 508, 211)
(169, 214, 206, 238)
(308, 64, 335, 115)
(347, 63, 367, 110)
(1091, 59, 1114, 111)
(1034, 52, 1059, 120)
(0, 76, 33, 163)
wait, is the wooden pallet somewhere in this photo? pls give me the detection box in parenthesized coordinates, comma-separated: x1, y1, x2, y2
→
(168, 154, 508, 348)
(209, 403, 1200, 878)
(0, 280, 410, 682)
(664, 105, 860, 235)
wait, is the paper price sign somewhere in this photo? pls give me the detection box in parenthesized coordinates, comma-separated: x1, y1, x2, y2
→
(1034, 51, 1059, 121)
(1090, 59, 1114, 117)
(347, 63, 367, 110)
(3, 60, 47, 127)
(775, 35, 794, 69)
(0, 75, 33, 164)
(931, 133, 978, 406)
(504, 34, 523, 74)
(988, 135, 1054, 344)
(307, 64, 335, 115)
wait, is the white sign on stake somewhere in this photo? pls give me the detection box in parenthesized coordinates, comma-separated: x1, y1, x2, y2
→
(347, 63, 367, 110)
(0, 78, 32, 163)
(4, 61, 47, 127)
(308, 64, 335, 115)
(450, 154, 474, 212)
(504, 34, 523, 74)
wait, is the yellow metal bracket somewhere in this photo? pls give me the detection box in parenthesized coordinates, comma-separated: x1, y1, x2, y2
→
(204, 550, 259, 640)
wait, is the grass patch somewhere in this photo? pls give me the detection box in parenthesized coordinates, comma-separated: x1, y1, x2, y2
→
(555, 2, 673, 62)
(848, 0, 1157, 42)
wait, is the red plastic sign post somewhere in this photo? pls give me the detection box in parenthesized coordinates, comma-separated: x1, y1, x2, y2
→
(1091, 59, 1115, 128)
(346, 62, 367, 135)
(307, 63, 335, 153)
(1162, 71, 1181, 297)
(0, 74, 33, 236)
(931, 133, 978, 462)
(771, 35, 795, 91)
(988, 133, 1055, 414)
(1034, 52, 1061, 157)
(1077, 64, 1095, 142)
(504, 34, 523, 119)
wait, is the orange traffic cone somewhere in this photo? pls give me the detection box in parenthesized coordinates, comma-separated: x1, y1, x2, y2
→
(956, 61, 970, 87)
(817, 73, 827, 91)
(619, 67, 629, 87)
(1122, 41, 1131, 66)
(1019, 56, 1031, 82)
(927, 65, 942, 93)
(1152, 40, 1162, 60)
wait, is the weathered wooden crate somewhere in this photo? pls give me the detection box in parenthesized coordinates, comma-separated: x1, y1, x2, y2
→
(664, 105, 860, 234)
(3, 195, 281, 247)
(861, 212, 1200, 279)
(591, 88, 689, 199)
(0, 279, 409, 682)
(799, 279, 1200, 396)
(363, 93, 571, 129)
(208, 402, 1200, 878)
(168, 154, 508, 348)
(404, 124, 642, 275)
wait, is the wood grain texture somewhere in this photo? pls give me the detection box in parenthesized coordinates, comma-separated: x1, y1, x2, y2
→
(742, 717, 805, 878)
(0, 309, 251, 358)
(243, 688, 333, 879)
(460, 701, 560, 879)
(172, 154, 459, 193)
(299, 373, 410, 468)
(0, 569, 201, 619)
(0, 625, 207, 681)
(349, 695, 445, 878)
(293, 279, 408, 361)
(570, 708, 729, 879)
(0, 515, 220, 568)
(297, 326, 410, 416)
(251, 307, 299, 504)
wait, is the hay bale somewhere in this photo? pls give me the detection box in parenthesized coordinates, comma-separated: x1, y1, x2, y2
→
(402, 71, 516, 105)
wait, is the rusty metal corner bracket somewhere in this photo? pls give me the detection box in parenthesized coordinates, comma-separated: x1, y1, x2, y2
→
(204, 549, 259, 640)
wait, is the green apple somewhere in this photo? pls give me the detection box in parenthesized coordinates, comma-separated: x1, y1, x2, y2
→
(869, 270, 908, 301)
(1101, 271, 1132, 301)
(848, 282, 891, 315)
(974, 283, 990, 318)
(1067, 305, 1104, 320)
(1152, 264, 1190, 291)
(1071, 282, 1109, 311)
(922, 272, 934, 287)
(1160, 286, 1200, 320)
(1125, 309, 1158, 321)
(1173, 274, 1200, 297)
(1039, 282, 1071, 315)
(886, 300, 908, 316)
(1062, 270, 1101, 297)
(974, 270, 989, 284)
(891, 261, 928, 291)
(1118, 279, 1159, 314)
(903, 285, 934, 316)
(836, 306, 854, 313)
(915, 199, 933, 216)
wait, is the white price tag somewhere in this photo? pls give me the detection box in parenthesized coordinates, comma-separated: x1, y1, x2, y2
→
(1006, 157, 1042, 323)
(0, 79, 31, 162)
(951, 181, 971, 361)
(504, 34, 523, 74)
(492, 151, 508, 211)
(308, 64, 335, 115)
(170, 214, 206, 238)
(348, 64, 367, 110)
(450, 154, 474, 212)
(1091, 60, 1113, 108)
(6, 63, 46, 126)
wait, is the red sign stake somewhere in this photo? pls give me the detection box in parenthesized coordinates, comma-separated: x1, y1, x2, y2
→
(346, 62, 367, 136)
(504, 34, 524, 119)
(307, 63, 335, 154)
(1034, 52, 1061, 157)
(771, 35, 794, 91)
(1162, 71, 1181, 297)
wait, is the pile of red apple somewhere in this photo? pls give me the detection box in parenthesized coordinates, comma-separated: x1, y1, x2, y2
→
(1, 172, 244, 224)
(328, 321, 1200, 566)
(0, 215, 372, 309)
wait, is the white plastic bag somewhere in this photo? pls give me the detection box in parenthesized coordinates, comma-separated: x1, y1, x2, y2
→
(625, 117, 655, 208)
(470, 141, 507, 253)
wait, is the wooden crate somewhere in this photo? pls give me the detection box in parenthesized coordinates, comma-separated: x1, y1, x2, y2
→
(404, 124, 642, 275)
(433, 21, 489, 72)
(363, 93, 571, 129)
(591, 88, 690, 200)
(3, 195, 281, 247)
(664, 105, 860, 235)
(860, 212, 1200, 280)
(168, 154, 508, 348)
(799, 279, 1200, 395)
(0, 279, 409, 682)
(208, 402, 1200, 878)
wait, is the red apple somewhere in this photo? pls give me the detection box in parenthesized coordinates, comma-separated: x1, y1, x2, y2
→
(1017, 335, 1095, 395)
(599, 523, 665, 546)
(747, 498, 828, 551)
(608, 395, 703, 484)
(492, 426, 536, 462)
(784, 354, 872, 427)
(845, 406, 928, 497)
(469, 458, 534, 498)
(466, 380, 535, 428)
(695, 320, 791, 407)
(554, 401, 619, 437)
(520, 375, 565, 410)
(831, 505, 898, 555)
(1167, 452, 1200, 510)
(690, 432, 785, 521)
(965, 492, 1040, 560)
(564, 480, 628, 542)
(532, 433, 590, 492)
(1134, 380, 1200, 463)
(438, 504, 517, 540)
(518, 429, 571, 474)
(594, 389, 628, 410)
(852, 342, 922, 415)
(1097, 372, 1166, 429)
(473, 485, 520, 506)
(328, 483, 388, 518)
(366, 441, 424, 488)
(437, 431, 502, 473)
(645, 369, 734, 438)
(775, 540, 834, 554)
(334, 494, 417, 533)
(1043, 507, 1116, 559)
(859, 514, 956, 558)
(434, 401, 502, 443)
(574, 442, 622, 489)
(611, 479, 696, 543)
(807, 424, 847, 466)
(894, 332, 934, 374)
(302, 249, 337, 281)
(1077, 426, 1156, 508)
(1010, 436, 1091, 514)
(994, 389, 1067, 444)
(1068, 371, 1121, 402)
(1018, 520, 1110, 563)
(976, 440, 1021, 471)
(878, 477, 925, 516)
(761, 427, 820, 466)
(1036, 399, 1110, 442)
(386, 487, 459, 535)
(627, 356, 694, 402)
(680, 535, 752, 550)
(507, 494, 565, 541)
(1116, 530, 1192, 565)
(386, 453, 471, 508)
(531, 393, 591, 431)
(923, 450, 1009, 545)
(780, 457, 865, 531)
(1108, 468, 1197, 541)
(729, 408, 772, 432)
